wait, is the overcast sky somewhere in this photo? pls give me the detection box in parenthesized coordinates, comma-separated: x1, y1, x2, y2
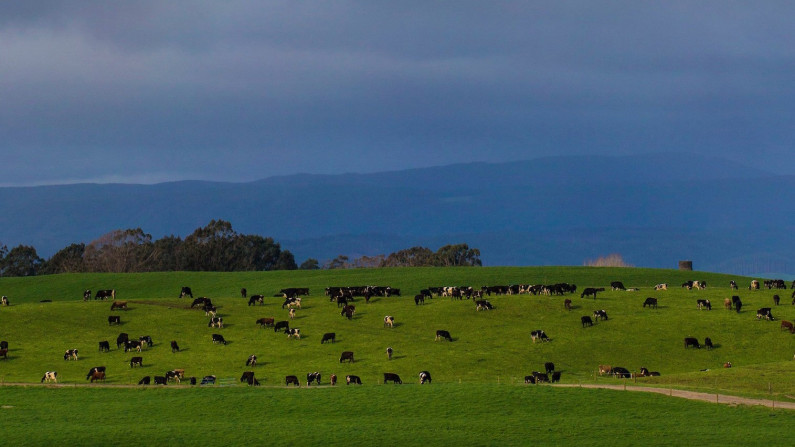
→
(2, 1, 793, 186)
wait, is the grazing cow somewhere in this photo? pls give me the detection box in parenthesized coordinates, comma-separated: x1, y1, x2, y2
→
(154, 376, 167, 385)
(724, 298, 732, 310)
(593, 309, 608, 321)
(564, 299, 572, 310)
(139, 336, 153, 347)
(730, 280, 738, 290)
(654, 283, 668, 291)
(610, 281, 626, 291)
(130, 356, 143, 367)
(532, 371, 550, 383)
(612, 367, 632, 379)
(780, 320, 794, 333)
(208, 317, 223, 328)
(98, 341, 110, 352)
(580, 287, 604, 299)
(386, 347, 393, 360)
(681, 281, 694, 290)
(246, 354, 257, 367)
(41, 371, 58, 383)
(138, 376, 151, 385)
(598, 365, 612, 375)
(201, 375, 216, 385)
(732, 296, 743, 313)
(419, 371, 432, 384)
(321, 332, 336, 344)
(581, 316, 593, 327)
(340, 351, 355, 363)
(83, 290, 91, 301)
(340, 306, 355, 320)
(724, 362, 732, 368)
(124, 340, 142, 353)
(530, 330, 549, 343)
(288, 308, 296, 320)
(89, 371, 106, 382)
(524, 375, 536, 384)
(773, 295, 780, 306)
(749, 280, 760, 290)
(63, 349, 79, 361)
(639, 367, 660, 377)
(414, 295, 425, 305)
(212, 334, 227, 345)
(756, 308, 774, 321)
(240, 371, 255, 384)
(257, 317, 275, 328)
(191, 297, 212, 308)
(642, 297, 657, 309)
(248, 295, 264, 306)
(274, 321, 290, 332)
(166, 370, 182, 383)
(285, 328, 301, 339)
(436, 330, 453, 342)
(550, 371, 561, 383)
(204, 305, 217, 317)
(282, 297, 301, 309)
(384, 316, 395, 328)
(95, 289, 115, 300)
(171, 340, 180, 353)
(108, 315, 121, 325)
(1, 296, 8, 306)
(684, 337, 700, 349)
(110, 301, 127, 311)
(180, 287, 193, 298)
(240, 288, 247, 298)
(306, 372, 321, 386)
(696, 299, 711, 310)
(383, 373, 402, 384)
(116, 333, 129, 348)
(704, 337, 713, 350)
(285, 375, 300, 387)
(346, 375, 362, 385)
(475, 300, 494, 311)
(86, 366, 106, 380)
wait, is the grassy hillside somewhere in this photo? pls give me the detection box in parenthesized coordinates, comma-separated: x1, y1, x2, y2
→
(0, 267, 792, 401)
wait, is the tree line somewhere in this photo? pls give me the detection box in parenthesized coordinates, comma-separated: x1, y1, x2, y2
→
(0, 219, 481, 276)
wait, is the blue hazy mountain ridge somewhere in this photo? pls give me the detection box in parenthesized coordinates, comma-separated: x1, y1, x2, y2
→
(0, 153, 790, 276)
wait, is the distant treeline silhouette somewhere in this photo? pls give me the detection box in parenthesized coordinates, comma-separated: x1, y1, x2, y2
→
(0, 219, 481, 276)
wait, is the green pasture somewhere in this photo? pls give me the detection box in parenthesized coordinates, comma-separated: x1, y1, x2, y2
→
(0, 385, 793, 446)
(0, 267, 793, 401)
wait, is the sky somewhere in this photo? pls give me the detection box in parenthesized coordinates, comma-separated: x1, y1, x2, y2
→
(1, 1, 793, 186)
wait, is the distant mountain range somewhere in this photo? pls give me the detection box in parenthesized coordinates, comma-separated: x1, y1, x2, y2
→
(1, 153, 793, 277)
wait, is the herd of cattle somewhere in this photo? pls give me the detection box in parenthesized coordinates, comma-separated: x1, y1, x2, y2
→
(4, 277, 795, 386)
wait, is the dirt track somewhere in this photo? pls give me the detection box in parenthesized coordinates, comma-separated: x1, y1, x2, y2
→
(553, 383, 795, 410)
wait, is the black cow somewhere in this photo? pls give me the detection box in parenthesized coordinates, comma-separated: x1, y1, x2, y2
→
(116, 333, 129, 348)
(124, 340, 142, 352)
(383, 373, 402, 384)
(285, 375, 300, 386)
(246, 355, 257, 367)
(419, 371, 432, 384)
(704, 337, 713, 350)
(212, 334, 227, 345)
(544, 362, 555, 374)
(171, 340, 180, 353)
(248, 295, 264, 306)
(386, 347, 393, 360)
(180, 287, 193, 298)
(346, 375, 362, 385)
(696, 299, 711, 310)
(108, 315, 121, 325)
(341, 305, 355, 320)
(550, 371, 561, 383)
(643, 297, 657, 309)
(414, 295, 425, 305)
(95, 289, 115, 300)
(154, 376, 167, 385)
(86, 366, 106, 380)
(339, 351, 355, 363)
(138, 376, 151, 385)
(274, 321, 290, 332)
(189, 377, 197, 385)
(191, 297, 211, 308)
(307, 372, 321, 386)
(98, 341, 110, 352)
(612, 367, 632, 378)
(532, 371, 550, 383)
(241, 288, 247, 298)
(321, 332, 336, 344)
(435, 330, 453, 342)
(130, 356, 143, 367)
(593, 309, 608, 321)
(773, 295, 780, 306)
(756, 308, 774, 321)
(610, 281, 626, 291)
(684, 337, 700, 349)
(240, 371, 255, 384)
(581, 316, 593, 327)
(580, 287, 604, 299)
(201, 375, 216, 385)
(524, 375, 536, 384)
(732, 296, 743, 313)
(0, 341, 7, 350)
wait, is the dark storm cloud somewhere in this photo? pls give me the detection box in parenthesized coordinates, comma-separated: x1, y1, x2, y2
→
(1, 1, 793, 185)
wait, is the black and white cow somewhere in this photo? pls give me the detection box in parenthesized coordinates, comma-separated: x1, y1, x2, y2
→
(180, 287, 193, 298)
(610, 281, 626, 291)
(729, 280, 738, 290)
(346, 375, 362, 385)
(124, 340, 143, 353)
(384, 315, 395, 328)
(108, 315, 121, 325)
(696, 299, 711, 310)
(248, 295, 264, 306)
(1, 296, 8, 306)
(612, 367, 632, 378)
(383, 373, 402, 384)
(63, 349, 79, 361)
(139, 336, 153, 348)
(95, 289, 115, 300)
(285, 328, 301, 339)
(246, 354, 257, 367)
(532, 371, 550, 383)
(212, 334, 227, 345)
(306, 372, 321, 386)
(435, 330, 453, 342)
(593, 310, 608, 321)
(201, 375, 216, 385)
(530, 330, 549, 343)
(386, 347, 393, 360)
(654, 283, 668, 291)
(756, 308, 774, 321)
(41, 371, 57, 383)
(208, 317, 223, 328)
(165, 370, 182, 383)
(83, 290, 91, 301)
(475, 300, 494, 311)
(419, 371, 432, 384)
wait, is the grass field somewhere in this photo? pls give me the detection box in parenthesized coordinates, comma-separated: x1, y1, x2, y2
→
(0, 267, 793, 444)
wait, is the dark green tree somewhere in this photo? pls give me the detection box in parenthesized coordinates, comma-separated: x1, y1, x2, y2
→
(2, 244, 44, 276)
(433, 243, 482, 267)
(299, 258, 320, 270)
(41, 243, 86, 274)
